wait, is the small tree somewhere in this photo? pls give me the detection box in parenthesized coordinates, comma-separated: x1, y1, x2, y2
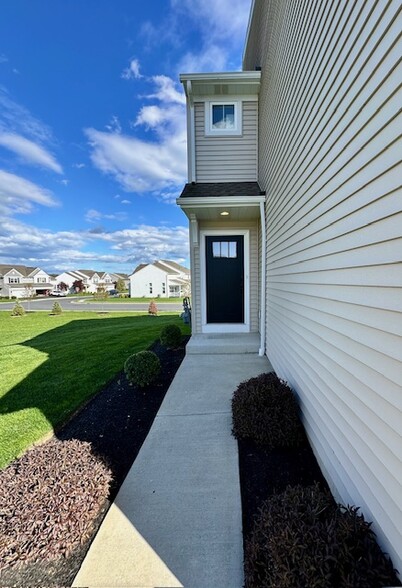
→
(23, 283, 35, 311)
(11, 301, 25, 317)
(51, 301, 62, 315)
(94, 285, 109, 312)
(58, 281, 68, 292)
(115, 277, 126, 294)
(72, 279, 85, 293)
(148, 300, 158, 316)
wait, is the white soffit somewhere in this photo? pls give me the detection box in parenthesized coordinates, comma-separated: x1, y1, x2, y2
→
(177, 195, 264, 221)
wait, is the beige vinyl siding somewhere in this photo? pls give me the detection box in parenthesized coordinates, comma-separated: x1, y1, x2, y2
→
(244, 0, 402, 571)
(194, 101, 258, 182)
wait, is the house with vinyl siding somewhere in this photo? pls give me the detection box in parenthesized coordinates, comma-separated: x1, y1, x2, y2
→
(0, 265, 56, 298)
(177, 0, 402, 574)
(128, 260, 190, 298)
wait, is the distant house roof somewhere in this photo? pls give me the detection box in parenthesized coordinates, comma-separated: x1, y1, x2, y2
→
(0, 264, 38, 277)
(160, 260, 190, 275)
(77, 269, 99, 278)
(133, 263, 148, 274)
(131, 261, 190, 277)
(179, 182, 262, 198)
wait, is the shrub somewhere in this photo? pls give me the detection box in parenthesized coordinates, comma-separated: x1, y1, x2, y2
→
(148, 300, 158, 315)
(245, 484, 399, 588)
(124, 350, 161, 387)
(160, 324, 182, 348)
(0, 439, 112, 570)
(51, 301, 62, 315)
(10, 301, 25, 317)
(232, 372, 303, 447)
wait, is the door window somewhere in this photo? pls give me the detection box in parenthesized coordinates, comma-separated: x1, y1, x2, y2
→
(212, 241, 237, 258)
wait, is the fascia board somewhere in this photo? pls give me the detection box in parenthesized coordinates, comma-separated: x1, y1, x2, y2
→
(242, 0, 256, 67)
(180, 71, 260, 83)
(177, 195, 265, 208)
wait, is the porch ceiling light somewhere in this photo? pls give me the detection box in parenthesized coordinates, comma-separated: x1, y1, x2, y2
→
(220, 211, 230, 216)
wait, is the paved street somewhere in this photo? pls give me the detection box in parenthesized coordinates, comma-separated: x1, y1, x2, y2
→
(0, 297, 182, 313)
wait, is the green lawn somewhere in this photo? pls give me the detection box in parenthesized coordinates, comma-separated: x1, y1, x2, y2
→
(0, 311, 190, 469)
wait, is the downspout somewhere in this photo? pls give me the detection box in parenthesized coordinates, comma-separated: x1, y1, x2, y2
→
(259, 200, 266, 356)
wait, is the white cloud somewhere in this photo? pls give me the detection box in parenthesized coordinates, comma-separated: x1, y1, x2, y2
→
(73, 162, 86, 169)
(0, 132, 63, 173)
(121, 199, 131, 204)
(121, 58, 142, 80)
(100, 224, 189, 266)
(105, 115, 122, 134)
(135, 105, 170, 129)
(85, 208, 128, 223)
(60, 179, 69, 186)
(179, 43, 229, 73)
(86, 126, 186, 194)
(146, 75, 186, 105)
(0, 169, 58, 215)
(86, 75, 186, 196)
(172, 0, 251, 45)
(0, 87, 54, 144)
(0, 217, 189, 274)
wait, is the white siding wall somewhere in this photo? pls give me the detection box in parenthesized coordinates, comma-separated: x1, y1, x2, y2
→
(129, 266, 168, 298)
(244, 0, 402, 571)
(194, 101, 258, 182)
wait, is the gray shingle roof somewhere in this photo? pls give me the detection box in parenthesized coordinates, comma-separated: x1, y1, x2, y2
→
(0, 264, 38, 277)
(179, 182, 263, 198)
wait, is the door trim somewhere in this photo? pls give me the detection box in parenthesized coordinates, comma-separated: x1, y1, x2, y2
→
(200, 229, 250, 333)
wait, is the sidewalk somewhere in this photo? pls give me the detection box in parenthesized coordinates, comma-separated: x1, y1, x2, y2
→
(73, 347, 272, 588)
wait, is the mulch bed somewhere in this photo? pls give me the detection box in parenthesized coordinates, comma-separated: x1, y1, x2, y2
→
(238, 430, 329, 540)
(0, 338, 188, 588)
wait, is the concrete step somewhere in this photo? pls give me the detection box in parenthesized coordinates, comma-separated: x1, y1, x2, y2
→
(186, 333, 260, 355)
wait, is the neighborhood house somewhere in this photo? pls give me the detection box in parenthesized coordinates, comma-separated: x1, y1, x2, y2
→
(0, 265, 55, 299)
(129, 260, 190, 298)
(177, 0, 401, 573)
(0, 265, 129, 298)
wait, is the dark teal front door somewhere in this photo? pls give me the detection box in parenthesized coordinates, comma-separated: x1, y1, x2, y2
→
(206, 235, 244, 323)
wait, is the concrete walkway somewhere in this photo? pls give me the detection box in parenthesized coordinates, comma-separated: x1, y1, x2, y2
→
(73, 339, 272, 588)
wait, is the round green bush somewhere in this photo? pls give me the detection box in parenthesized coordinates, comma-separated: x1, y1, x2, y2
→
(124, 350, 161, 387)
(160, 324, 182, 348)
(232, 372, 303, 447)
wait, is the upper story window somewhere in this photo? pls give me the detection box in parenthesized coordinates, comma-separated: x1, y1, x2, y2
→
(9, 277, 20, 284)
(37, 277, 47, 283)
(205, 101, 242, 136)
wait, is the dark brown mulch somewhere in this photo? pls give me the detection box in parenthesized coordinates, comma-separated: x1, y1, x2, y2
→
(0, 338, 188, 588)
(238, 430, 402, 587)
(238, 429, 329, 540)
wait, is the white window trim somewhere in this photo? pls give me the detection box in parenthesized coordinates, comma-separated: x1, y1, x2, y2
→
(200, 229, 250, 333)
(205, 100, 242, 136)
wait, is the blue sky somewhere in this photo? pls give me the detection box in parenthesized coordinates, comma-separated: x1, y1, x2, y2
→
(0, 0, 251, 274)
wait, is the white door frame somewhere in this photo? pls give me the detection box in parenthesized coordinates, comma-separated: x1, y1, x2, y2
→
(200, 229, 250, 333)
